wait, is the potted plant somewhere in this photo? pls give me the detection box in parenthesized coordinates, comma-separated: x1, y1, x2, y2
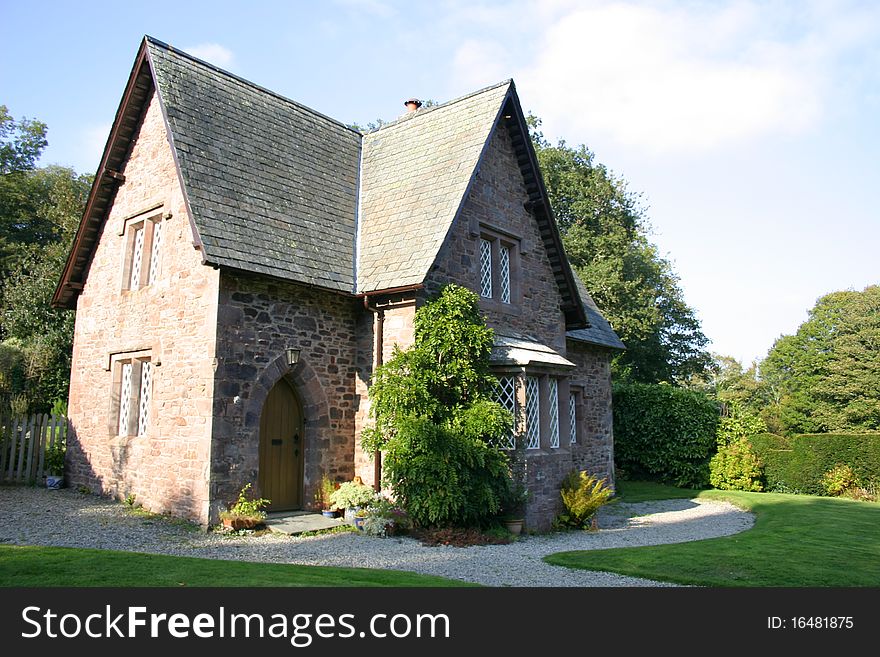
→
(361, 498, 412, 537)
(328, 477, 377, 525)
(501, 453, 529, 534)
(219, 483, 270, 530)
(315, 475, 338, 518)
(502, 482, 528, 535)
(353, 507, 368, 531)
(44, 443, 65, 490)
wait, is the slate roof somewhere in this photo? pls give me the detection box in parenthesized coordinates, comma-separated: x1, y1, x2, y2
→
(55, 36, 618, 343)
(146, 39, 361, 291)
(566, 275, 626, 350)
(357, 81, 510, 293)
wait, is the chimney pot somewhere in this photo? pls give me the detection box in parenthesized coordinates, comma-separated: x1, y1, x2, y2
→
(404, 98, 422, 112)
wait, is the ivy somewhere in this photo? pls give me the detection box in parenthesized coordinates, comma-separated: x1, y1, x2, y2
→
(362, 284, 513, 527)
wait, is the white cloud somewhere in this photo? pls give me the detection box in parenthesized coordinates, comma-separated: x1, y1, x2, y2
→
(183, 43, 235, 68)
(517, 2, 835, 154)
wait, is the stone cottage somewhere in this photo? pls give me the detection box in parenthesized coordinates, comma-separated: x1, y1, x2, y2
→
(53, 36, 624, 530)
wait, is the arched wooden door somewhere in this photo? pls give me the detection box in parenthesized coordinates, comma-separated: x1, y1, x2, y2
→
(258, 377, 304, 511)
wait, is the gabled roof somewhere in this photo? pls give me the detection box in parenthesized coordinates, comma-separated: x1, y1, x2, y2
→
(54, 36, 360, 307)
(53, 36, 596, 333)
(358, 81, 510, 293)
(147, 39, 361, 291)
(358, 80, 588, 328)
(53, 41, 156, 308)
(566, 275, 626, 350)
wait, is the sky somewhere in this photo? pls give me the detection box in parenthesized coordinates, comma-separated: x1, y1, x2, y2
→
(2, 0, 878, 366)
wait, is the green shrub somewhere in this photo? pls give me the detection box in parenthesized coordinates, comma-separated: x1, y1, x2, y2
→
(328, 480, 377, 510)
(44, 442, 65, 476)
(379, 415, 509, 527)
(748, 433, 880, 495)
(717, 404, 767, 447)
(821, 464, 857, 497)
(613, 382, 720, 487)
(362, 285, 513, 528)
(709, 439, 763, 492)
(361, 498, 412, 537)
(220, 483, 269, 520)
(557, 471, 614, 528)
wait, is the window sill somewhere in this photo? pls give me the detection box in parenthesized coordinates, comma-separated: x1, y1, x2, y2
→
(479, 298, 521, 315)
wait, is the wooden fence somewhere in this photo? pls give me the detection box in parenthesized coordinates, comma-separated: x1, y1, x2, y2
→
(0, 414, 67, 484)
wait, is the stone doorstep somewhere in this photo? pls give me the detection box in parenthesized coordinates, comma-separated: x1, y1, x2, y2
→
(264, 510, 344, 535)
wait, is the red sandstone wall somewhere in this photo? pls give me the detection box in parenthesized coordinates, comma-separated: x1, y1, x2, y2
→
(66, 91, 219, 524)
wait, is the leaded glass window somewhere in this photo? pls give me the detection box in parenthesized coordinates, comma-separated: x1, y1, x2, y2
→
(147, 220, 163, 285)
(549, 378, 559, 448)
(129, 226, 145, 289)
(115, 356, 153, 437)
(479, 238, 493, 298)
(525, 376, 540, 449)
(118, 362, 133, 436)
(495, 375, 517, 449)
(499, 244, 511, 304)
(125, 216, 163, 290)
(569, 392, 578, 444)
(138, 361, 152, 437)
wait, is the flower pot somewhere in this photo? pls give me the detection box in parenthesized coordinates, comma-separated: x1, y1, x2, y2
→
(221, 516, 263, 531)
(344, 507, 361, 525)
(322, 509, 336, 519)
(46, 475, 63, 490)
(353, 516, 366, 531)
(504, 519, 524, 535)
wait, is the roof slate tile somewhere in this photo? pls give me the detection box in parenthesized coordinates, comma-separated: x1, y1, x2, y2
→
(147, 39, 361, 293)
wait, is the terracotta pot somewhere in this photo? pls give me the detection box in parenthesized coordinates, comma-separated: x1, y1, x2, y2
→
(221, 516, 263, 530)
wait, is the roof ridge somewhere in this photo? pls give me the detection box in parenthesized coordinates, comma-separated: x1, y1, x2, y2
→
(143, 35, 362, 137)
(365, 78, 513, 134)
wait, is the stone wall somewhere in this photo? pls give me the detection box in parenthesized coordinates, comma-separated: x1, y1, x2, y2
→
(426, 120, 567, 352)
(209, 272, 361, 520)
(66, 91, 219, 524)
(522, 343, 616, 529)
(352, 297, 418, 489)
(423, 120, 615, 531)
(567, 341, 616, 485)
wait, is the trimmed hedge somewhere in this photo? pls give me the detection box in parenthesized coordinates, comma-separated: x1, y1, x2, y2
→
(748, 433, 880, 494)
(613, 383, 719, 488)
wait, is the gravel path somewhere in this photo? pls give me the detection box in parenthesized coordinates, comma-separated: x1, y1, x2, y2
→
(0, 486, 754, 587)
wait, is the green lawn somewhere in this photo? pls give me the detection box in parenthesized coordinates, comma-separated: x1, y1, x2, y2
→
(613, 479, 708, 503)
(547, 484, 880, 587)
(0, 545, 475, 587)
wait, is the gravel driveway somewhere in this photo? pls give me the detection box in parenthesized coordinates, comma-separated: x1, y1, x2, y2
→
(0, 486, 753, 587)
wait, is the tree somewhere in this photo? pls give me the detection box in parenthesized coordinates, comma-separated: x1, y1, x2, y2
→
(0, 105, 47, 174)
(761, 285, 880, 433)
(1, 242, 77, 410)
(362, 284, 513, 527)
(0, 105, 91, 412)
(687, 354, 771, 414)
(528, 116, 710, 383)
